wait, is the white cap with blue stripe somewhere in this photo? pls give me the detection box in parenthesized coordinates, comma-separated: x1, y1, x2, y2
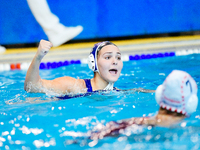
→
(87, 41, 117, 90)
(155, 70, 198, 115)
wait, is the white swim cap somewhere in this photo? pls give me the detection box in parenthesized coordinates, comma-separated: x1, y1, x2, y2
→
(155, 70, 198, 115)
(88, 41, 117, 72)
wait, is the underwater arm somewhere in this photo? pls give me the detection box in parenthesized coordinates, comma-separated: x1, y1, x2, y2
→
(133, 88, 155, 93)
(89, 117, 152, 140)
(24, 40, 53, 92)
(89, 121, 128, 140)
(120, 88, 155, 93)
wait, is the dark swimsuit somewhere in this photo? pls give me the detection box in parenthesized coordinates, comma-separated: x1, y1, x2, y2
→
(83, 79, 118, 92)
(57, 79, 118, 100)
(83, 79, 93, 92)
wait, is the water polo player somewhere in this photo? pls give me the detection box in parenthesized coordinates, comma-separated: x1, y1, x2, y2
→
(24, 40, 123, 94)
(89, 70, 198, 140)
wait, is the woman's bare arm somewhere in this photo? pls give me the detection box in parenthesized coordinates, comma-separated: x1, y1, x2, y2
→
(24, 40, 86, 94)
(24, 40, 52, 92)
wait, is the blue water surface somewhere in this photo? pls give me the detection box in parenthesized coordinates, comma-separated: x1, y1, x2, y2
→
(0, 54, 200, 150)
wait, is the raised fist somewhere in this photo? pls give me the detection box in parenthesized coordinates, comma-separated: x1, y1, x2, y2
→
(36, 40, 53, 59)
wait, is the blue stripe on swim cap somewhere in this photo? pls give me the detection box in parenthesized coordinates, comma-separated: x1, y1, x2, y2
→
(90, 41, 117, 72)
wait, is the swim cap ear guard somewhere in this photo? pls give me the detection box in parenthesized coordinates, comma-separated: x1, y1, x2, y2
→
(186, 94, 198, 114)
(155, 70, 198, 116)
(155, 85, 163, 105)
(88, 54, 95, 71)
(87, 41, 117, 72)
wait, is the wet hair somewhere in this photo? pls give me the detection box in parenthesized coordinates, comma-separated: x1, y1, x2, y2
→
(159, 107, 186, 117)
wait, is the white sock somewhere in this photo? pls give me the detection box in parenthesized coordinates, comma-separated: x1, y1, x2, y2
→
(27, 0, 83, 47)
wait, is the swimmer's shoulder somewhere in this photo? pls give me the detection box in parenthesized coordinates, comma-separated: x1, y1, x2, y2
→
(49, 77, 87, 93)
(51, 76, 83, 84)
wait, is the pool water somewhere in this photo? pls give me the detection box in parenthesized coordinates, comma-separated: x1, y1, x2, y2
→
(0, 54, 200, 150)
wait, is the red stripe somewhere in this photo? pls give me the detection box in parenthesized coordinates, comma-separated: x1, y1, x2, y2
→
(164, 95, 181, 104)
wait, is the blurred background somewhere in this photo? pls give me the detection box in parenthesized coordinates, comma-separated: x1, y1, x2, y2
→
(0, 0, 200, 48)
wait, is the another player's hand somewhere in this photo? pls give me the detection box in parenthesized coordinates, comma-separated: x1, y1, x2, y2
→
(36, 40, 53, 59)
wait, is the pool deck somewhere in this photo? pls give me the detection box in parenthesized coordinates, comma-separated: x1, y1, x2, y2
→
(1, 35, 200, 64)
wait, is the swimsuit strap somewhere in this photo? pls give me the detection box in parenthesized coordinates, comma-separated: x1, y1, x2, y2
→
(113, 87, 118, 90)
(83, 79, 93, 93)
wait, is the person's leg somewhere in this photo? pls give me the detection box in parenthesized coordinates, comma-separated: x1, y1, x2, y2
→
(27, 0, 83, 47)
(0, 45, 6, 53)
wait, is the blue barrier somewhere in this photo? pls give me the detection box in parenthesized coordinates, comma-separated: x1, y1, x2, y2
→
(0, 0, 200, 45)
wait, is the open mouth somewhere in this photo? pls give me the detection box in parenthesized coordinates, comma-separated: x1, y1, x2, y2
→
(109, 69, 118, 75)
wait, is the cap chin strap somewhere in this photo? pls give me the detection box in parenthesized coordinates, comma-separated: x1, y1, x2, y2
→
(96, 60, 114, 91)
(104, 82, 114, 90)
(97, 69, 114, 90)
